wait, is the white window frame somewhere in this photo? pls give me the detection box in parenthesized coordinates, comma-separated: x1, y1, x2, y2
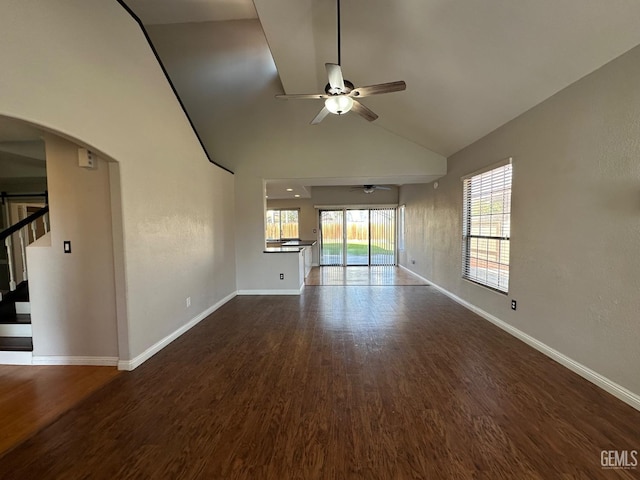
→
(397, 204, 406, 252)
(461, 158, 512, 293)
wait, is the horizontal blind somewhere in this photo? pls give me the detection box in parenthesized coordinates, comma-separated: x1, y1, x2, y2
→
(370, 208, 396, 265)
(462, 163, 512, 293)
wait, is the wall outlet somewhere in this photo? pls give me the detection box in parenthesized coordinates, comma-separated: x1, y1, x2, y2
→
(279, 273, 284, 280)
(63, 241, 71, 253)
(186, 296, 191, 308)
(511, 299, 517, 310)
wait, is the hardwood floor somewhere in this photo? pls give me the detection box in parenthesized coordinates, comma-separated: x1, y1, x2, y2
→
(305, 266, 429, 286)
(0, 365, 120, 457)
(1, 286, 639, 478)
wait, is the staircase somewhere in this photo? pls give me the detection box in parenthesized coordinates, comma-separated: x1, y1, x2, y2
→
(0, 281, 32, 363)
(0, 196, 48, 364)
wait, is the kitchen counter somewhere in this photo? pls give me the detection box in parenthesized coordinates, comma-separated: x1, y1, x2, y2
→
(261, 240, 316, 287)
(282, 240, 317, 247)
(264, 240, 316, 253)
(263, 246, 305, 253)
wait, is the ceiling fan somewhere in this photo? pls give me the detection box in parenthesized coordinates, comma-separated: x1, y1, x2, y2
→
(351, 185, 392, 194)
(275, 0, 406, 125)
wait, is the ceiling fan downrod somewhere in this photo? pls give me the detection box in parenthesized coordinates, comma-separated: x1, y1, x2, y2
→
(337, 0, 342, 66)
(274, 0, 406, 124)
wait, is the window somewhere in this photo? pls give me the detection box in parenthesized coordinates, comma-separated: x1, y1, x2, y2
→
(397, 205, 405, 251)
(266, 209, 299, 240)
(462, 160, 512, 293)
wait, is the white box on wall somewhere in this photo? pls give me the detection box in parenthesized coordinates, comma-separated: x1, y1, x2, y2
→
(78, 148, 96, 169)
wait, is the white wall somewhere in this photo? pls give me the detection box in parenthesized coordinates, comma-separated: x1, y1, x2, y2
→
(0, 0, 237, 365)
(400, 44, 640, 401)
(28, 134, 118, 360)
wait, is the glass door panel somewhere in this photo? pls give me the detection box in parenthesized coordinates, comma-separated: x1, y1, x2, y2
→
(370, 208, 396, 265)
(320, 208, 397, 267)
(346, 209, 369, 265)
(320, 210, 344, 265)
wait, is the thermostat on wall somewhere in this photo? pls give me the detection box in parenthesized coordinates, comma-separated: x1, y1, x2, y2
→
(78, 148, 96, 169)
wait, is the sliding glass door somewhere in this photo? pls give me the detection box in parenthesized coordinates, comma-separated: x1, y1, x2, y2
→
(319, 210, 344, 265)
(370, 208, 395, 265)
(320, 208, 396, 266)
(346, 209, 369, 265)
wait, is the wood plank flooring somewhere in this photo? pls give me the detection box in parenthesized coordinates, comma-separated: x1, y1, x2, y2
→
(1, 286, 639, 478)
(0, 365, 120, 457)
(305, 266, 429, 286)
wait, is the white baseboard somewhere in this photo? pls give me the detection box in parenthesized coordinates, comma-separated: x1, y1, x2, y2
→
(118, 290, 237, 371)
(32, 356, 118, 366)
(399, 265, 640, 412)
(237, 287, 303, 295)
(0, 351, 32, 365)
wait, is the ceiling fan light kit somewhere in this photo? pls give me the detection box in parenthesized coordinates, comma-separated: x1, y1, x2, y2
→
(325, 95, 353, 114)
(350, 184, 392, 194)
(275, 0, 406, 125)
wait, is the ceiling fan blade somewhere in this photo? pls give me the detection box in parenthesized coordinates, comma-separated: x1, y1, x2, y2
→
(276, 93, 329, 100)
(326, 63, 346, 92)
(310, 107, 330, 125)
(350, 80, 406, 98)
(350, 100, 378, 122)
(375, 186, 391, 190)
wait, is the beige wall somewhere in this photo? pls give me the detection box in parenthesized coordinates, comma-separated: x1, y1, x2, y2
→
(146, 20, 445, 293)
(400, 44, 640, 399)
(267, 198, 317, 242)
(0, 178, 47, 195)
(0, 159, 46, 178)
(310, 186, 399, 206)
(0, 0, 237, 365)
(28, 134, 118, 359)
(268, 186, 400, 265)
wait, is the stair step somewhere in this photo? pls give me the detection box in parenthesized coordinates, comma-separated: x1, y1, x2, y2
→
(0, 301, 16, 317)
(0, 282, 29, 304)
(0, 323, 32, 337)
(15, 301, 31, 314)
(0, 313, 31, 324)
(0, 350, 32, 365)
(0, 336, 33, 352)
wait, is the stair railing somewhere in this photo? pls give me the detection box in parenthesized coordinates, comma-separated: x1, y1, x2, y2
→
(1, 206, 49, 293)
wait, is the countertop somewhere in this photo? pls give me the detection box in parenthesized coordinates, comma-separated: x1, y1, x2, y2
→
(264, 240, 316, 253)
(282, 240, 317, 247)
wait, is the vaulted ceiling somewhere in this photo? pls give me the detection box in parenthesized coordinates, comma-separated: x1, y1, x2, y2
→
(126, 0, 640, 158)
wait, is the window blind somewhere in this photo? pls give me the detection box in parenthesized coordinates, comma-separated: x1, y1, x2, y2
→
(462, 162, 512, 293)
